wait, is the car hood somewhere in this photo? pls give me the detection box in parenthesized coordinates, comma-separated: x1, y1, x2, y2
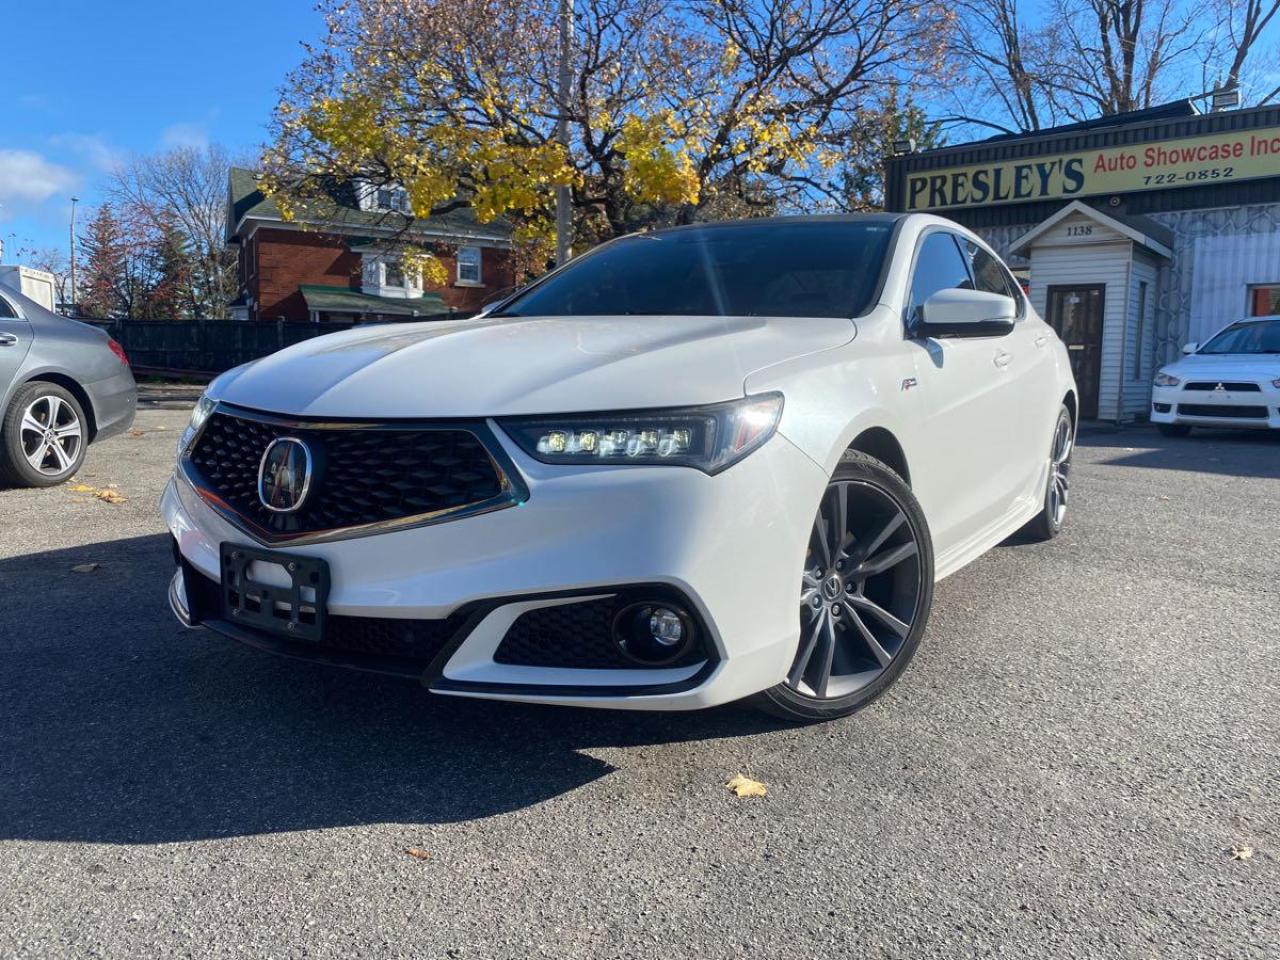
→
(212, 314, 855, 418)
(1166, 353, 1280, 380)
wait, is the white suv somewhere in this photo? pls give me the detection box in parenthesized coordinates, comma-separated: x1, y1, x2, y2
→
(164, 214, 1077, 722)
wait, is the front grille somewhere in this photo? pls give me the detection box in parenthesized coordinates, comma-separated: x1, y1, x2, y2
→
(1184, 382, 1261, 392)
(494, 597, 707, 670)
(1176, 403, 1269, 419)
(186, 407, 513, 540)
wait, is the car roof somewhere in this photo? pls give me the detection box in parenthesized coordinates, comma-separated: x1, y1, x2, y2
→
(641, 212, 905, 239)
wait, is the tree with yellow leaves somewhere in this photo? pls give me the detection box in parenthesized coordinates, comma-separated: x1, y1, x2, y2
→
(266, 0, 951, 277)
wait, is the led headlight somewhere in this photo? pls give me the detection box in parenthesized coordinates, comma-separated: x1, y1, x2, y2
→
(1153, 370, 1181, 387)
(499, 394, 783, 475)
(178, 394, 216, 454)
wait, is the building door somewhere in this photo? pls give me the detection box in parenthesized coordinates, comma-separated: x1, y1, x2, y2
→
(1046, 285, 1104, 418)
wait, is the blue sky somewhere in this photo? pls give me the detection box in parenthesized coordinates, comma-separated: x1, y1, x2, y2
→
(1, 1, 322, 259)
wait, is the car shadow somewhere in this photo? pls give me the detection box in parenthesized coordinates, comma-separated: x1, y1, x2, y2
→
(0, 533, 784, 845)
(1077, 424, 1280, 480)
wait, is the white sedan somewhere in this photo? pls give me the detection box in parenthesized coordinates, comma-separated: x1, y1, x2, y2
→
(1151, 316, 1280, 436)
(164, 214, 1077, 722)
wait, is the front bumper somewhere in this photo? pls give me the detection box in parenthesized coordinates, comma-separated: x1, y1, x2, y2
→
(162, 427, 828, 710)
(1151, 384, 1280, 430)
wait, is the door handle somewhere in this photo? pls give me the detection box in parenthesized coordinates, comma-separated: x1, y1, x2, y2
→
(0, 333, 19, 346)
(993, 350, 1012, 368)
(1034, 335, 1048, 348)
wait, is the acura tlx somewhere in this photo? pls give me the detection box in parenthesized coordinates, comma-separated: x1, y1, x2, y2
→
(164, 214, 1077, 722)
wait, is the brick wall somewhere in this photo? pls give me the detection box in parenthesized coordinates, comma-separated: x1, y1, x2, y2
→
(252, 228, 361, 322)
(426, 245, 518, 311)
(243, 226, 518, 321)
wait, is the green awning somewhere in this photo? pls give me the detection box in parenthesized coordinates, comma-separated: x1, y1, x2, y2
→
(299, 284, 448, 318)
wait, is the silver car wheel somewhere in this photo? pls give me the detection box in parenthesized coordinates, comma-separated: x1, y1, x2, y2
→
(787, 480, 924, 700)
(1047, 415, 1072, 527)
(20, 394, 83, 476)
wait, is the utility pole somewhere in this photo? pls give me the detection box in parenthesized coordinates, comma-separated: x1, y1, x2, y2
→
(68, 196, 79, 315)
(555, 0, 573, 267)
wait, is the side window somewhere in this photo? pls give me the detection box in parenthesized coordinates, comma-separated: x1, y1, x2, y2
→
(908, 232, 972, 323)
(962, 239, 1024, 317)
(0, 293, 18, 319)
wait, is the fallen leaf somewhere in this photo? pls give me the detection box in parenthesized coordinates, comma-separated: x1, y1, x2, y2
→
(726, 773, 767, 798)
(127, 428, 145, 438)
(1229, 845, 1254, 861)
(404, 847, 431, 861)
(94, 489, 127, 505)
(70, 563, 99, 574)
(68, 484, 96, 493)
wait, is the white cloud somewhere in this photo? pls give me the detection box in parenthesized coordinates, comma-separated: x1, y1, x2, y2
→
(160, 122, 210, 151)
(0, 150, 78, 205)
(49, 133, 125, 173)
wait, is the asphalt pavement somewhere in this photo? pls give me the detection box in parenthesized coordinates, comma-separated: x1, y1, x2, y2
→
(1, 406, 1276, 959)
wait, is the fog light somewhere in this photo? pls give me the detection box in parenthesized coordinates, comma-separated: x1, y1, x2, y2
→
(612, 601, 697, 666)
(649, 608, 684, 646)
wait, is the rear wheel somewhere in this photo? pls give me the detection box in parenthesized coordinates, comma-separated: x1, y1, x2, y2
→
(1023, 405, 1073, 542)
(756, 451, 933, 723)
(1158, 423, 1191, 438)
(0, 382, 88, 487)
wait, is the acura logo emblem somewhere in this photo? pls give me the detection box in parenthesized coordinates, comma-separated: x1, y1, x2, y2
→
(258, 437, 313, 513)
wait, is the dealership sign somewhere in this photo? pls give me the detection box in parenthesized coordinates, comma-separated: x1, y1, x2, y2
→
(905, 127, 1280, 211)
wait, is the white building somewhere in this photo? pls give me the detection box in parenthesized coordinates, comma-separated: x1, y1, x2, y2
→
(887, 101, 1280, 421)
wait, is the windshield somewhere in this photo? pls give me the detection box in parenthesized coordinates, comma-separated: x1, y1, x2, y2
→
(499, 221, 893, 319)
(1198, 318, 1280, 354)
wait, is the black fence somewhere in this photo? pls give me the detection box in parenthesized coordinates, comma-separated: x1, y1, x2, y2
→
(86, 315, 464, 376)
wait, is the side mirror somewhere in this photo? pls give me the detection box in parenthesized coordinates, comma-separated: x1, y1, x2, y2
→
(918, 288, 1016, 338)
(1181, 342, 1198, 355)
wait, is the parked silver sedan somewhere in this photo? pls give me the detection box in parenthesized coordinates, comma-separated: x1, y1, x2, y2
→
(0, 286, 137, 487)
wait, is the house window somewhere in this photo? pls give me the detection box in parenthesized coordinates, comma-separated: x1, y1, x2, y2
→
(1249, 284, 1280, 317)
(375, 186, 411, 214)
(384, 260, 405, 288)
(1133, 280, 1148, 379)
(457, 246, 482, 285)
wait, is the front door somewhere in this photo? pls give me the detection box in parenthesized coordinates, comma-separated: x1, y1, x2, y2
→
(1045, 285, 1103, 418)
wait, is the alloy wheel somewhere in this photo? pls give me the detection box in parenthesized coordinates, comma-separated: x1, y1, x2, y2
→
(788, 480, 924, 700)
(19, 394, 83, 477)
(1048, 415, 1072, 526)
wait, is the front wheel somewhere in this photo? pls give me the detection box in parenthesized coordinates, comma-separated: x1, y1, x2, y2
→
(755, 450, 934, 723)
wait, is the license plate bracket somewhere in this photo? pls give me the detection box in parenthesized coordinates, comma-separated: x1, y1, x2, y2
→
(220, 542, 330, 643)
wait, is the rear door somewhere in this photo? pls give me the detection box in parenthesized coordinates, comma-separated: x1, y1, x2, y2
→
(0, 291, 34, 406)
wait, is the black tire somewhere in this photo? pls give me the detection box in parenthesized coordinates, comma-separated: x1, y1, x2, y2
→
(754, 450, 934, 723)
(1022, 405, 1074, 542)
(1158, 423, 1191, 438)
(0, 382, 89, 488)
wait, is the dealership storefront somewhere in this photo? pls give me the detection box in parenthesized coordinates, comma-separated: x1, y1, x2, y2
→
(886, 102, 1280, 420)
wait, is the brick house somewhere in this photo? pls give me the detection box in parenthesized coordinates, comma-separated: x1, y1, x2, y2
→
(226, 168, 517, 323)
